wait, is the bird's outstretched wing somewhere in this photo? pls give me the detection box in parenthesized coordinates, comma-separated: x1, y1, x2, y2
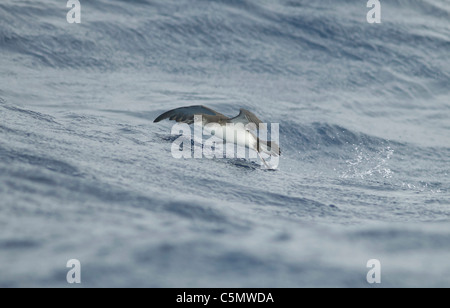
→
(228, 108, 266, 130)
(154, 105, 226, 124)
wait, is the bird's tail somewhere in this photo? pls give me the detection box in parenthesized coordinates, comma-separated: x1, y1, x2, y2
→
(257, 138, 281, 156)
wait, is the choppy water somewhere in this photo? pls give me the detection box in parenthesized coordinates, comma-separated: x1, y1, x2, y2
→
(0, 0, 449, 287)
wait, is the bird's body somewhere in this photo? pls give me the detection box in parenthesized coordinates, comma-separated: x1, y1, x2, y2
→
(202, 121, 258, 151)
(154, 105, 280, 167)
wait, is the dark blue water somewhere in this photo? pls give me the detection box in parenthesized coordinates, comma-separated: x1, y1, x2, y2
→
(0, 0, 449, 287)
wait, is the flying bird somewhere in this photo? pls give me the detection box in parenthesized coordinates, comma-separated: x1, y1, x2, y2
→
(154, 105, 280, 168)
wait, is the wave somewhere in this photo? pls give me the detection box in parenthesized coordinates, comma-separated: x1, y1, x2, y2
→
(1, 0, 448, 87)
(280, 121, 394, 152)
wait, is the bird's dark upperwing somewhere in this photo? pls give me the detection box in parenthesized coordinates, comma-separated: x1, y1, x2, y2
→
(153, 105, 227, 124)
(228, 108, 266, 130)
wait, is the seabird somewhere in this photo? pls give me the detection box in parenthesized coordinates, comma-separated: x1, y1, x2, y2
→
(154, 105, 280, 168)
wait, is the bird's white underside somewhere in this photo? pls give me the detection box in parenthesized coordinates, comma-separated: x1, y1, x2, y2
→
(203, 122, 258, 152)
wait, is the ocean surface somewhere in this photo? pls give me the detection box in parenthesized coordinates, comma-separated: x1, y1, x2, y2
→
(0, 0, 449, 287)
